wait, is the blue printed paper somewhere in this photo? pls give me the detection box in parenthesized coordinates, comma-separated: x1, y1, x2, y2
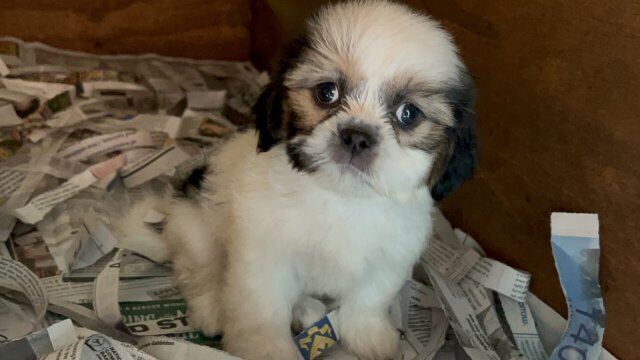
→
(294, 313, 339, 360)
(549, 213, 605, 360)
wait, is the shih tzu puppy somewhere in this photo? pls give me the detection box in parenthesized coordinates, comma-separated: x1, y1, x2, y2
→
(121, 1, 477, 359)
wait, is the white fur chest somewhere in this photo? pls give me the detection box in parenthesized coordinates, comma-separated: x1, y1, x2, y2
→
(291, 187, 432, 297)
(218, 134, 433, 299)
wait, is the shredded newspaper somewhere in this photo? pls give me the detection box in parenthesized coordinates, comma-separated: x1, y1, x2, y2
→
(0, 38, 614, 360)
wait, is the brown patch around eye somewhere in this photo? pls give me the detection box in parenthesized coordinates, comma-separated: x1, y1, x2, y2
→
(397, 120, 449, 153)
(417, 95, 455, 127)
(391, 93, 454, 151)
(288, 88, 332, 134)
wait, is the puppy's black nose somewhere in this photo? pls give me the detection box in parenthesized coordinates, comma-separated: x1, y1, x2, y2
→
(339, 127, 375, 154)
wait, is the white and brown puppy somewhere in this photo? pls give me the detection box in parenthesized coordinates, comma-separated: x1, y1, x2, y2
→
(122, 1, 476, 359)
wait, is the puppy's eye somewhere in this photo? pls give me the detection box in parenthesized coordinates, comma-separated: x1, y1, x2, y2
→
(315, 82, 339, 105)
(395, 103, 420, 126)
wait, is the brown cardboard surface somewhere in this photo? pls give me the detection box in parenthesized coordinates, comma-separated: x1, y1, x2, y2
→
(0, 0, 251, 60)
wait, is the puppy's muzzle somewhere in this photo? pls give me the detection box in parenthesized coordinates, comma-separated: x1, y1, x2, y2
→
(339, 127, 375, 155)
(332, 123, 378, 173)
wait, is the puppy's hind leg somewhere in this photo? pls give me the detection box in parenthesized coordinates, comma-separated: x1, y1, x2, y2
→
(164, 203, 224, 336)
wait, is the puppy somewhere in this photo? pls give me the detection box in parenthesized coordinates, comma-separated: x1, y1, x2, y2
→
(121, 1, 476, 359)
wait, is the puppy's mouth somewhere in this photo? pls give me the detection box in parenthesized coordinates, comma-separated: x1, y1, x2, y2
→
(331, 150, 372, 175)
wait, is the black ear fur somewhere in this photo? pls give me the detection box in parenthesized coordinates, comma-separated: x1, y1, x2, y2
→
(430, 70, 478, 201)
(254, 81, 285, 152)
(253, 37, 309, 152)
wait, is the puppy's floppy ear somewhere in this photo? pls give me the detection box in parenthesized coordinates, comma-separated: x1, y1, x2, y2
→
(254, 81, 285, 152)
(253, 37, 309, 152)
(430, 69, 478, 201)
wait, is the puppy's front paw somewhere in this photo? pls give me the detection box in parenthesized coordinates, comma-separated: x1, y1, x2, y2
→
(190, 315, 220, 337)
(292, 296, 327, 333)
(340, 313, 399, 360)
(187, 294, 221, 336)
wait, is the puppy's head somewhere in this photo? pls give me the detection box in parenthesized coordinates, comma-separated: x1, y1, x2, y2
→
(254, 1, 477, 200)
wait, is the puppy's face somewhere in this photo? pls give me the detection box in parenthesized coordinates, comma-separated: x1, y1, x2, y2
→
(255, 1, 477, 200)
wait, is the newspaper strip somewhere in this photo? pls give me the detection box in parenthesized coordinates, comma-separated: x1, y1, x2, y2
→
(64, 251, 171, 281)
(33, 192, 118, 273)
(120, 145, 191, 188)
(0, 319, 77, 359)
(0, 168, 28, 197)
(424, 327, 469, 360)
(0, 131, 71, 242)
(5, 64, 68, 77)
(423, 237, 530, 303)
(466, 259, 530, 303)
(81, 81, 149, 97)
(40, 332, 136, 360)
(12, 156, 88, 190)
(118, 340, 160, 360)
(452, 248, 524, 359)
(426, 269, 500, 360)
(0, 101, 23, 127)
(47, 297, 137, 343)
(187, 90, 226, 110)
(0, 256, 48, 322)
(0, 297, 35, 341)
(422, 239, 481, 283)
(0, 87, 38, 106)
(73, 210, 119, 270)
(498, 294, 548, 360)
(294, 311, 340, 360)
(401, 280, 449, 360)
(449, 221, 526, 360)
(423, 211, 504, 360)
(138, 336, 241, 360)
(0, 56, 9, 76)
(6, 154, 126, 224)
(1, 77, 74, 100)
(46, 99, 110, 128)
(549, 213, 605, 360)
(57, 130, 165, 162)
(43, 275, 178, 304)
(37, 205, 92, 273)
(425, 215, 529, 360)
(93, 250, 124, 327)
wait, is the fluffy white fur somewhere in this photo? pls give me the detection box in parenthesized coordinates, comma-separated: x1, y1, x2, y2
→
(119, 2, 467, 359)
(286, 1, 460, 88)
(122, 132, 432, 358)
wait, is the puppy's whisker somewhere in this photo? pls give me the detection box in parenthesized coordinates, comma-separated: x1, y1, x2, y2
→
(302, 154, 331, 172)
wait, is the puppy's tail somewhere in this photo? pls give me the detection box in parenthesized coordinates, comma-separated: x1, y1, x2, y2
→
(113, 195, 170, 263)
(113, 165, 211, 263)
